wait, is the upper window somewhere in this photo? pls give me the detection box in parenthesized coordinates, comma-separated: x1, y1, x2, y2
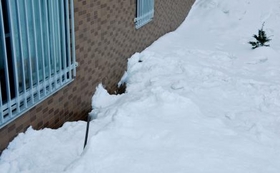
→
(135, 0, 154, 29)
(0, 0, 76, 128)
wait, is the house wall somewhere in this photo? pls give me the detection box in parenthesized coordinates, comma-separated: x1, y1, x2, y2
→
(0, 0, 195, 153)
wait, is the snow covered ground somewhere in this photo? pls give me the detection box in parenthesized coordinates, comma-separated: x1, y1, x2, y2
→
(1, 0, 280, 172)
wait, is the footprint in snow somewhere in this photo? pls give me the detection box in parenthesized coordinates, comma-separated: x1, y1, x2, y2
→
(246, 57, 268, 65)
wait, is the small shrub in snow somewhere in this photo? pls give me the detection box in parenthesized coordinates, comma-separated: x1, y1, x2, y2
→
(249, 23, 271, 49)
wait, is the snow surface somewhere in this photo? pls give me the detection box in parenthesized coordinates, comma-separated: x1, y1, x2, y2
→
(1, 0, 280, 172)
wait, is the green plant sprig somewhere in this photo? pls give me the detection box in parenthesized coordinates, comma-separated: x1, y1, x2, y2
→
(249, 23, 271, 49)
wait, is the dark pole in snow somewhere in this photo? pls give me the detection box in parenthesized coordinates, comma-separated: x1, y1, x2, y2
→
(84, 114, 91, 149)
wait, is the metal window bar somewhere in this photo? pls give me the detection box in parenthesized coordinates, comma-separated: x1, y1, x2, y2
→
(0, 0, 76, 128)
(60, 0, 67, 83)
(71, 0, 76, 77)
(0, 1, 10, 124)
(65, 0, 71, 78)
(7, 0, 20, 116)
(38, 0, 46, 97)
(44, 0, 52, 94)
(135, 0, 154, 29)
(31, 0, 40, 100)
(23, 0, 34, 105)
(57, 1, 62, 86)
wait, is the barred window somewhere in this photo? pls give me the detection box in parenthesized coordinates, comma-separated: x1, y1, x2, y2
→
(135, 0, 154, 29)
(0, 0, 76, 128)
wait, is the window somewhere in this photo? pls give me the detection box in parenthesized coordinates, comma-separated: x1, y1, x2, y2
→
(0, 0, 76, 128)
(135, 0, 154, 29)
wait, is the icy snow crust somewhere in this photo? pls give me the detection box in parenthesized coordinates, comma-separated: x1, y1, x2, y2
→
(1, 0, 280, 172)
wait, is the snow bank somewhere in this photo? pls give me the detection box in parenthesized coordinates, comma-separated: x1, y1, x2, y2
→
(1, 0, 280, 172)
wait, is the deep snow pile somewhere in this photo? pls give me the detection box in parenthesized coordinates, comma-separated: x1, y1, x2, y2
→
(1, 0, 280, 172)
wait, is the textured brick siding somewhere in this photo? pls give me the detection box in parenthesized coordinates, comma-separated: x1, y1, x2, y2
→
(0, 0, 195, 153)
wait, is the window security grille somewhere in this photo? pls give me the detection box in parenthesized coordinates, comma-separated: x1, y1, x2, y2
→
(135, 0, 154, 29)
(0, 0, 76, 128)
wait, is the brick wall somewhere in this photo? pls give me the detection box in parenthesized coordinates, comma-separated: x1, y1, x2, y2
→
(0, 0, 195, 153)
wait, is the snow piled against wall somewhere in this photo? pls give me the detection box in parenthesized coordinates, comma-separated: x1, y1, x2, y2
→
(1, 0, 280, 172)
